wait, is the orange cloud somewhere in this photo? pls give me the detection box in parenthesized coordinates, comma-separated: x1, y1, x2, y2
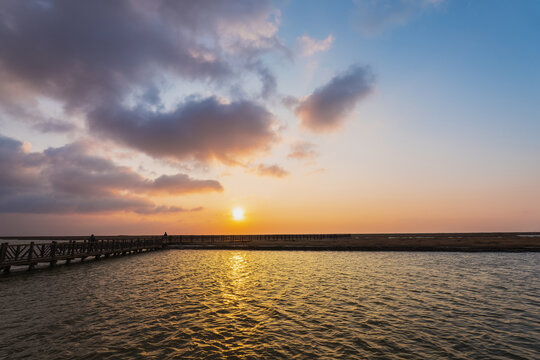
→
(256, 164, 289, 178)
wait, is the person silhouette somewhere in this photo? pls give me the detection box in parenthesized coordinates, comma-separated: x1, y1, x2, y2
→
(89, 234, 96, 251)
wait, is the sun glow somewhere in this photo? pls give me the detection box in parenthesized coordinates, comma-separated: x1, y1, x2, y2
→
(232, 207, 245, 221)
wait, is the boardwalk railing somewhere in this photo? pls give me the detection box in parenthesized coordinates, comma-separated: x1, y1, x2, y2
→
(0, 238, 163, 273)
(0, 234, 350, 272)
(164, 233, 352, 245)
(2, 233, 539, 273)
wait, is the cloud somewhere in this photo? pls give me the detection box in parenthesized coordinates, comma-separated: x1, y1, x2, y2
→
(0, 135, 43, 192)
(33, 120, 77, 133)
(288, 141, 319, 160)
(0, 0, 285, 161)
(134, 205, 202, 215)
(297, 34, 334, 57)
(0, 0, 285, 105)
(0, 102, 77, 134)
(159, 1, 285, 56)
(354, 0, 444, 35)
(0, 1, 229, 108)
(89, 96, 278, 163)
(0, 193, 153, 215)
(295, 65, 375, 132)
(256, 164, 289, 178)
(250, 61, 278, 99)
(282, 96, 300, 109)
(0, 134, 221, 214)
(150, 174, 223, 194)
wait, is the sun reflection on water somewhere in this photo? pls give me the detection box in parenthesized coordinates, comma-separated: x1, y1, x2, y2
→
(220, 252, 249, 305)
(1, 251, 538, 359)
(229, 253, 246, 273)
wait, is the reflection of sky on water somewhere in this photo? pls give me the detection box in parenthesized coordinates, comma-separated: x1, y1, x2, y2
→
(1, 250, 538, 359)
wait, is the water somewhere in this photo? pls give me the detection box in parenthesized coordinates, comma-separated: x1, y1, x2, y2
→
(1, 250, 539, 359)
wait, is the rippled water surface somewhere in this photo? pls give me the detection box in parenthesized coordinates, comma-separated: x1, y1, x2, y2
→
(1, 250, 539, 359)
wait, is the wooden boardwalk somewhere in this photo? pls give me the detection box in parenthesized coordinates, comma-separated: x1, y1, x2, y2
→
(2, 232, 538, 273)
(0, 234, 351, 273)
(0, 238, 164, 273)
(163, 233, 351, 244)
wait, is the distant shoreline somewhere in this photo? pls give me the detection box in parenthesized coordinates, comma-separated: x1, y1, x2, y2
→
(2, 232, 539, 252)
(169, 245, 540, 252)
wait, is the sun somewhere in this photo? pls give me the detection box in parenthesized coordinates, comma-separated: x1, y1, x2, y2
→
(232, 207, 245, 221)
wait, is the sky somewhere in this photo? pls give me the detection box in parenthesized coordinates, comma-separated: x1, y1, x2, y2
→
(0, 0, 539, 235)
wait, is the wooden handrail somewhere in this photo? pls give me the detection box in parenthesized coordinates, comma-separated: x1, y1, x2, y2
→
(0, 238, 165, 272)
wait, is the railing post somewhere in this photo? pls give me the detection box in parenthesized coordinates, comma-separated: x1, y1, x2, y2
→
(1, 242, 10, 273)
(28, 242, 35, 270)
(0, 242, 7, 265)
(65, 241, 72, 264)
(50, 241, 57, 267)
(14, 245, 21, 260)
(104, 240, 110, 258)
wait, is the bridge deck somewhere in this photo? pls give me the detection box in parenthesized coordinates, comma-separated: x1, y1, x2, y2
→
(2, 233, 539, 273)
(0, 238, 163, 272)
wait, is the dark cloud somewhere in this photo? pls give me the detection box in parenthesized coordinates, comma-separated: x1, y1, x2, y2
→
(0, 0, 282, 103)
(256, 164, 289, 178)
(288, 141, 319, 160)
(0, 0, 285, 162)
(0, 193, 154, 215)
(295, 65, 375, 132)
(0, 134, 221, 214)
(150, 174, 223, 194)
(89, 96, 278, 163)
(0, 135, 43, 193)
(0, 0, 232, 108)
